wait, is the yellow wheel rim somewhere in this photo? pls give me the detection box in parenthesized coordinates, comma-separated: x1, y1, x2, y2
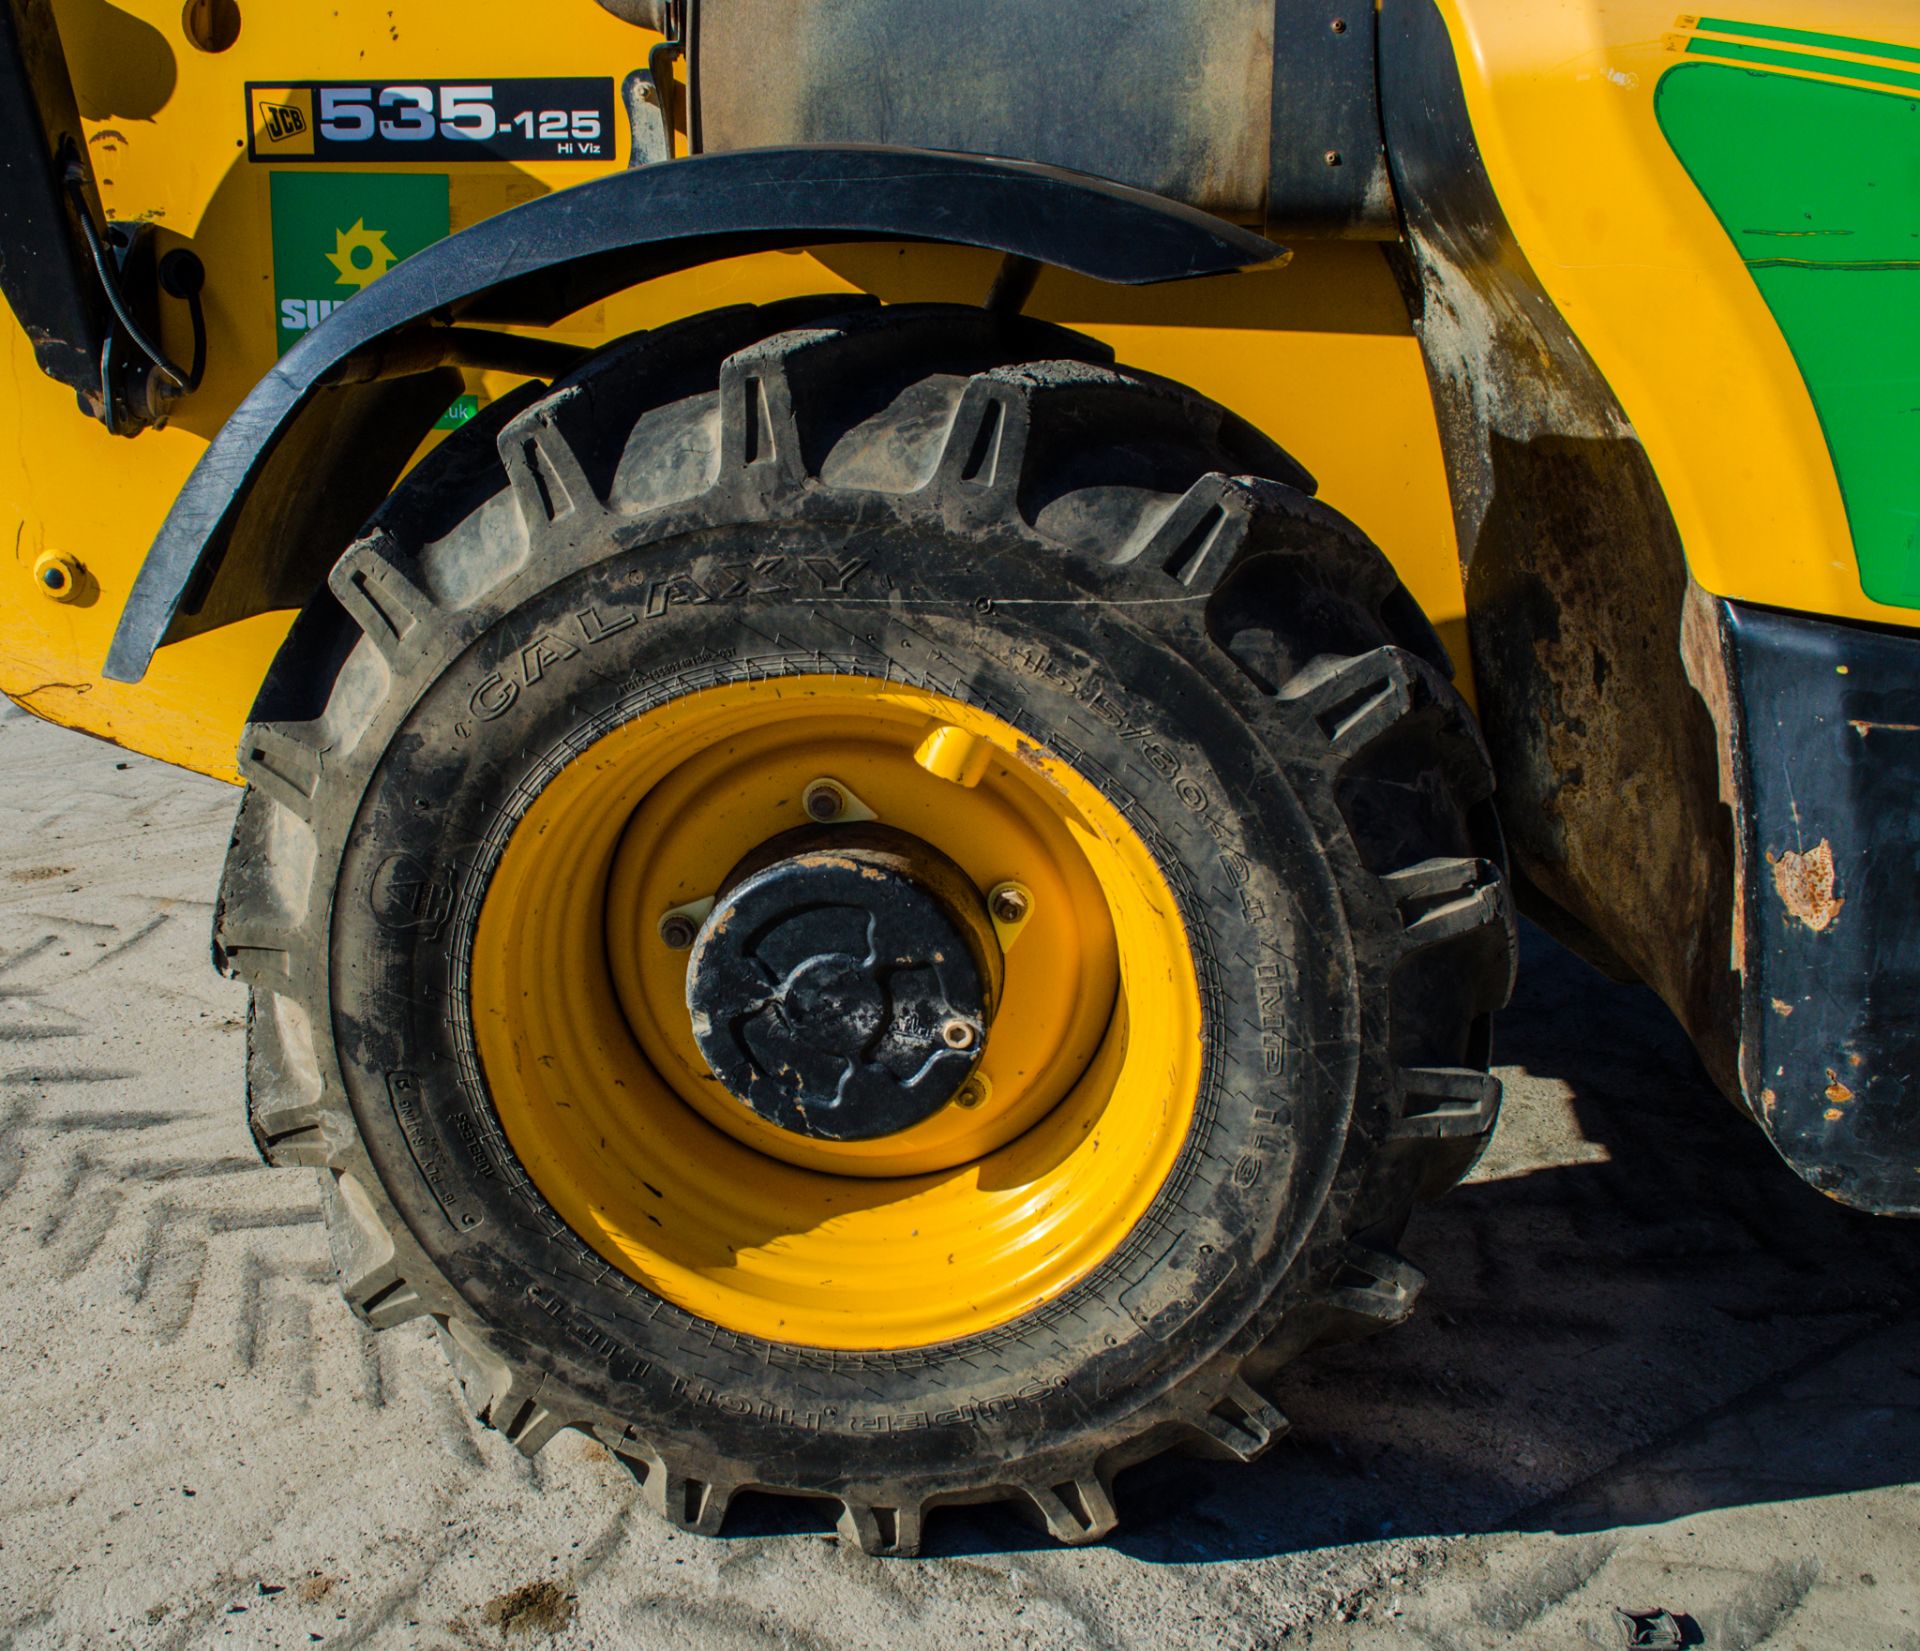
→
(471, 675, 1201, 1350)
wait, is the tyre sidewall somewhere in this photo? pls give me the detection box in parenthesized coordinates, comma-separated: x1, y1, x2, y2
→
(327, 515, 1385, 1490)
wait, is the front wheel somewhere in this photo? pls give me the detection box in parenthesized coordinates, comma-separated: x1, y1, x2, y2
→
(217, 300, 1515, 1554)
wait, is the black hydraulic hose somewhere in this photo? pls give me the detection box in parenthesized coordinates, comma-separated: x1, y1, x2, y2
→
(65, 173, 193, 393)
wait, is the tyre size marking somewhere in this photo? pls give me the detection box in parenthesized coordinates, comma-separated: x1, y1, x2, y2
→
(247, 78, 615, 162)
(664, 1372, 1052, 1433)
(1233, 1103, 1289, 1189)
(386, 1070, 486, 1232)
(1005, 642, 1269, 926)
(528, 1283, 652, 1382)
(668, 1374, 834, 1431)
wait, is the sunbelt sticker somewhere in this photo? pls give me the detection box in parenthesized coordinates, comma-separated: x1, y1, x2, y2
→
(270, 171, 447, 349)
(269, 171, 472, 428)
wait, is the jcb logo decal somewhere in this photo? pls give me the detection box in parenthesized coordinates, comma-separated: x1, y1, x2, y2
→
(259, 101, 307, 142)
(251, 86, 314, 155)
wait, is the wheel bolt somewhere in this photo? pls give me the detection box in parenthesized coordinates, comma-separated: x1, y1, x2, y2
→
(658, 913, 698, 949)
(804, 781, 844, 822)
(940, 1018, 977, 1051)
(955, 1078, 987, 1108)
(989, 884, 1031, 925)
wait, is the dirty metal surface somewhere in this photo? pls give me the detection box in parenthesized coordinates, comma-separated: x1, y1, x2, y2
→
(689, 0, 1396, 236)
(1378, 0, 1742, 1099)
(0, 0, 109, 397)
(691, 0, 1275, 220)
(2, 705, 1918, 1648)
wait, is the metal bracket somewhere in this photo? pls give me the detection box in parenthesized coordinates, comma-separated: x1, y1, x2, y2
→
(624, 0, 684, 166)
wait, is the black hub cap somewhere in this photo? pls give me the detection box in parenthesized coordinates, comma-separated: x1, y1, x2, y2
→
(684, 828, 1002, 1141)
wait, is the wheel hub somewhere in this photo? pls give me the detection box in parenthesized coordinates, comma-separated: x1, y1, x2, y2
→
(470, 675, 1199, 1348)
(685, 829, 1000, 1141)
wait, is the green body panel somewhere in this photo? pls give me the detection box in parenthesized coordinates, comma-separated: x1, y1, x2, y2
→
(1656, 63, 1920, 608)
(267, 171, 469, 427)
(267, 172, 451, 356)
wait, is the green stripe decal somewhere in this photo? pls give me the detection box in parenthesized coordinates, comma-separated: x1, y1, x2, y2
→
(1657, 64, 1920, 609)
(1694, 16, 1920, 67)
(1685, 35, 1920, 92)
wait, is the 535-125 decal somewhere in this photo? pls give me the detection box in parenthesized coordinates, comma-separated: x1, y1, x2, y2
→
(247, 78, 616, 163)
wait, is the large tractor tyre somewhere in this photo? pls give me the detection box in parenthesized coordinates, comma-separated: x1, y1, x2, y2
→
(217, 298, 1515, 1556)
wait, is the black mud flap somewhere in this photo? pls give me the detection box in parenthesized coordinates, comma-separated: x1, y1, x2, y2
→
(1723, 600, 1920, 1215)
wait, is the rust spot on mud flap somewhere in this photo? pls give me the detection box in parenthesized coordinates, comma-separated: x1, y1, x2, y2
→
(1825, 1068, 1854, 1114)
(1767, 839, 1844, 933)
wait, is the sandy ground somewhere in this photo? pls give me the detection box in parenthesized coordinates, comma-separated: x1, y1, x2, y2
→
(0, 699, 1915, 1651)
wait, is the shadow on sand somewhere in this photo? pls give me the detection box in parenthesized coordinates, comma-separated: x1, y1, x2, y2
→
(724, 923, 1920, 1562)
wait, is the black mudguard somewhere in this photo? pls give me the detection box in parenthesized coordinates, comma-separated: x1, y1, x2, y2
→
(103, 144, 1281, 685)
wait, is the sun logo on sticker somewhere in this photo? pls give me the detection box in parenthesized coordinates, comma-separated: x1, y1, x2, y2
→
(326, 220, 397, 289)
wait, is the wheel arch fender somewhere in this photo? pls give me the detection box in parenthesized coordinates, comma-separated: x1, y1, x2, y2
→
(101, 144, 1282, 687)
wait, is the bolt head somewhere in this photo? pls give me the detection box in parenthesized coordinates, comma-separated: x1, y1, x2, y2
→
(989, 885, 1030, 925)
(1324, 149, 1343, 166)
(939, 1018, 976, 1051)
(1330, 16, 1348, 32)
(34, 554, 81, 603)
(804, 782, 843, 822)
(658, 913, 697, 949)
(955, 1079, 987, 1108)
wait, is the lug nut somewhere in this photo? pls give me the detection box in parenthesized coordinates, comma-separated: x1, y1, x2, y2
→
(658, 913, 698, 949)
(804, 780, 844, 822)
(989, 884, 1031, 925)
(940, 1018, 977, 1051)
